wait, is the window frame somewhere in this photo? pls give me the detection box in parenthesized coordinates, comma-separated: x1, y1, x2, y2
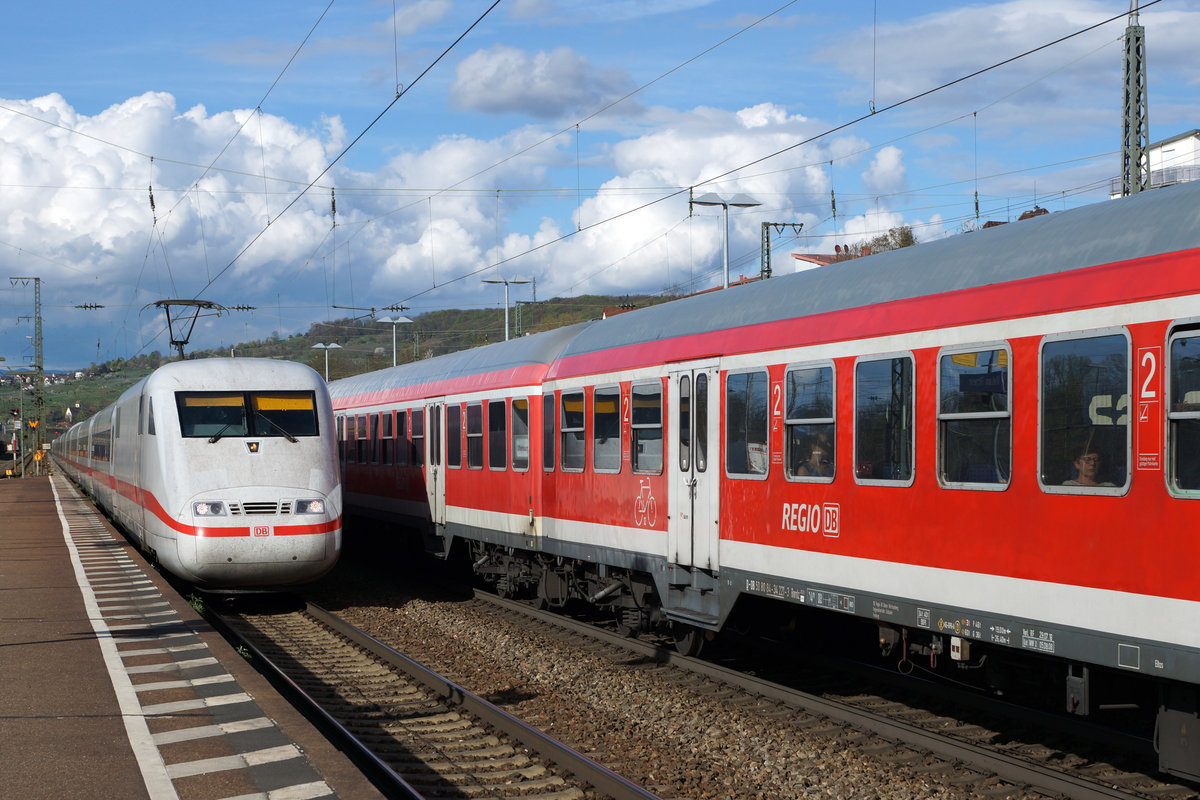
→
(1164, 323, 1200, 497)
(784, 360, 836, 484)
(1037, 328, 1131, 496)
(678, 375, 691, 473)
(466, 402, 484, 470)
(445, 404, 462, 468)
(488, 399, 508, 471)
(852, 352, 916, 487)
(630, 380, 664, 475)
(542, 393, 556, 472)
(936, 343, 1012, 491)
(395, 410, 409, 467)
(411, 408, 425, 467)
(695, 372, 709, 473)
(512, 397, 530, 472)
(560, 389, 586, 472)
(592, 384, 622, 474)
(724, 367, 771, 481)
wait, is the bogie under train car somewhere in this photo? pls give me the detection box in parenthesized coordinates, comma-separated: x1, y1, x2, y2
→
(331, 179, 1200, 780)
(53, 358, 342, 589)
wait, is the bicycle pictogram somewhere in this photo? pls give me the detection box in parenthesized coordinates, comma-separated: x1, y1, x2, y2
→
(633, 477, 657, 527)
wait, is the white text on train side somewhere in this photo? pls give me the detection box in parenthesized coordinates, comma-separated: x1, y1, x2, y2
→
(781, 502, 840, 537)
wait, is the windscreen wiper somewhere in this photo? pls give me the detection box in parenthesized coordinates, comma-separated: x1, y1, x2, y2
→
(208, 424, 233, 444)
(256, 412, 298, 443)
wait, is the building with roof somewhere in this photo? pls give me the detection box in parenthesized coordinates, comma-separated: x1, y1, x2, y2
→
(1110, 129, 1200, 197)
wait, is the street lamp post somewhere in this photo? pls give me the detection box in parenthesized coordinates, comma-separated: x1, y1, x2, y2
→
(311, 343, 342, 381)
(690, 192, 762, 289)
(482, 278, 531, 341)
(376, 316, 414, 367)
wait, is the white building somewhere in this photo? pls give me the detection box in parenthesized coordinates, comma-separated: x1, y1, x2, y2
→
(1111, 129, 1200, 196)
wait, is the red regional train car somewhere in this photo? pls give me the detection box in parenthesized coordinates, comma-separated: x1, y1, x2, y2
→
(330, 179, 1200, 780)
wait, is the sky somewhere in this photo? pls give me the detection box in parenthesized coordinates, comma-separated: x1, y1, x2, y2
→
(1, 0, 1198, 370)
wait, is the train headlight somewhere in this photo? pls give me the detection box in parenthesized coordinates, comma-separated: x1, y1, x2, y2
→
(193, 501, 227, 517)
(294, 499, 326, 515)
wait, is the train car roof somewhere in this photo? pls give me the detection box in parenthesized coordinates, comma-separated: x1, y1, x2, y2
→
(555, 179, 1200, 361)
(328, 322, 591, 404)
(143, 357, 325, 390)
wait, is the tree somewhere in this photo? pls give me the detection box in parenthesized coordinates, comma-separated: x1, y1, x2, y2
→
(837, 224, 918, 260)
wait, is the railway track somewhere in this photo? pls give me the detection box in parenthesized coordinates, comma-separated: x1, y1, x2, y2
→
(466, 591, 1199, 800)
(211, 598, 660, 800)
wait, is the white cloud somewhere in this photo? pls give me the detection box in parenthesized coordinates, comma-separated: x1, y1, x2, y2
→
(379, 0, 453, 37)
(450, 45, 635, 118)
(861, 145, 907, 198)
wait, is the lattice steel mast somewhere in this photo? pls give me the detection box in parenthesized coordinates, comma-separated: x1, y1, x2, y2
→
(1121, 1, 1149, 196)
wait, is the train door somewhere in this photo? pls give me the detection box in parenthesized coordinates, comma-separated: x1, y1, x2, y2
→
(667, 361, 720, 571)
(424, 399, 446, 527)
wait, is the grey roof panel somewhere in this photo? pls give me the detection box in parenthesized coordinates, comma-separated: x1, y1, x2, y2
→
(328, 321, 592, 401)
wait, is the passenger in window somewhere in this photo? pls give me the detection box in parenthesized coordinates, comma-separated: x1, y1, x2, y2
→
(796, 434, 834, 478)
(1063, 447, 1115, 487)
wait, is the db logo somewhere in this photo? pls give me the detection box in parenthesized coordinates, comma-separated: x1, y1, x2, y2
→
(253, 526, 271, 537)
(822, 504, 840, 538)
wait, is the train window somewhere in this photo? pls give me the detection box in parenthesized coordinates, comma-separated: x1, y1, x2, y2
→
(679, 375, 691, 472)
(466, 402, 483, 469)
(379, 412, 393, 465)
(594, 386, 621, 473)
(631, 382, 663, 474)
(93, 414, 112, 462)
(854, 355, 914, 484)
(411, 409, 425, 467)
(726, 369, 769, 477)
(177, 393, 249, 438)
(561, 390, 585, 472)
(396, 410, 409, 467)
(431, 405, 442, 467)
(785, 364, 835, 482)
(114, 408, 122, 439)
(1039, 332, 1129, 493)
(489, 401, 507, 470)
(512, 399, 529, 471)
(696, 373, 709, 472)
(343, 416, 355, 462)
(542, 394, 555, 472)
(356, 414, 368, 463)
(251, 393, 319, 438)
(1167, 332, 1200, 493)
(938, 347, 1010, 489)
(370, 413, 381, 464)
(147, 397, 156, 436)
(446, 405, 462, 467)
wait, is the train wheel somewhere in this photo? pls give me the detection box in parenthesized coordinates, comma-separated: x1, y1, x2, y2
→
(672, 622, 705, 656)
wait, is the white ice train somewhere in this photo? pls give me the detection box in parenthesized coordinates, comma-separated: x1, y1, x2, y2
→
(52, 358, 342, 589)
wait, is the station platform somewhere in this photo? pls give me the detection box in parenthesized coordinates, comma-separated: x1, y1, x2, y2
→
(0, 474, 383, 800)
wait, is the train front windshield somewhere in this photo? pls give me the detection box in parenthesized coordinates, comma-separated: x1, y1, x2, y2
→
(177, 391, 320, 439)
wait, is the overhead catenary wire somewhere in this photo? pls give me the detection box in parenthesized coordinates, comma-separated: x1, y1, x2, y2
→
(1, 1, 1169, 365)
(76, 1, 502, 363)
(394, 2, 1161, 307)
(191, 0, 503, 303)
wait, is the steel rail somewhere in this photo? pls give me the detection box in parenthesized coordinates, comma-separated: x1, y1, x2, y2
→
(303, 602, 662, 800)
(207, 605, 423, 800)
(475, 590, 1160, 800)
